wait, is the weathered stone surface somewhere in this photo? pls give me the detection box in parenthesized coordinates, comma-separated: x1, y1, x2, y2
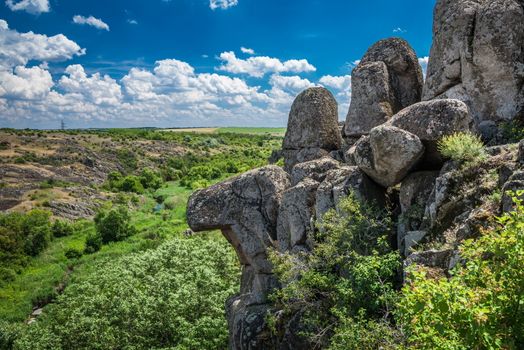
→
(315, 166, 385, 220)
(283, 87, 342, 151)
(344, 38, 424, 137)
(277, 178, 319, 251)
(344, 62, 395, 137)
(188, 165, 290, 273)
(290, 156, 340, 186)
(403, 231, 427, 256)
(518, 139, 524, 164)
(423, 0, 524, 135)
(360, 38, 424, 109)
(283, 148, 330, 173)
(187, 165, 291, 349)
(354, 126, 425, 187)
(387, 99, 474, 166)
(398, 171, 439, 254)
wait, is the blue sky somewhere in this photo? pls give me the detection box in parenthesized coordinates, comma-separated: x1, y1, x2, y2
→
(0, 0, 436, 129)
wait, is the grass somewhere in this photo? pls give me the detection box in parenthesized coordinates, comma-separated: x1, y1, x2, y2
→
(0, 182, 193, 323)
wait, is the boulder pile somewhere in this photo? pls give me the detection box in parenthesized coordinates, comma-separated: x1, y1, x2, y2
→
(187, 0, 524, 348)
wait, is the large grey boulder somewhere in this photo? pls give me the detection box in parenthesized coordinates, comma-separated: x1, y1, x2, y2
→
(386, 99, 474, 166)
(344, 62, 395, 137)
(354, 125, 425, 187)
(344, 38, 424, 137)
(283, 87, 342, 171)
(423, 0, 524, 136)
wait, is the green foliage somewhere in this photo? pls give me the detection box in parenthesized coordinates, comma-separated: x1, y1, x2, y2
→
(94, 206, 136, 244)
(0, 210, 52, 266)
(397, 191, 524, 349)
(83, 231, 102, 254)
(116, 148, 138, 172)
(120, 175, 145, 194)
(500, 119, 524, 143)
(437, 132, 487, 165)
(64, 248, 82, 260)
(52, 220, 75, 238)
(269, 194, 401, 348)
(13, 236, 240, 350)
(139, 167, 163, 190)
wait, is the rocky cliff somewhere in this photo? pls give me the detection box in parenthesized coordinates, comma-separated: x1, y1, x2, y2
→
(187, 0, 524, 348)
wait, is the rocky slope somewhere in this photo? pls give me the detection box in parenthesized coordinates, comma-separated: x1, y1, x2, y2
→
(0, 130, 185, 219)
(186, 0, 524, 348)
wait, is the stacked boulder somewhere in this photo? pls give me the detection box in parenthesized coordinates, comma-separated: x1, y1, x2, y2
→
(282, 87, 342, 172)
(343, 38, 424, 139)
(186, 1, 524, 348)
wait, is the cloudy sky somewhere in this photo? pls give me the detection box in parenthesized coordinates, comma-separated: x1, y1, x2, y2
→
(0, 0, 435, 129)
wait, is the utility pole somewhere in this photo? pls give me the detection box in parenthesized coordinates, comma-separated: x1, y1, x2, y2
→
(61, 119, 66, 130)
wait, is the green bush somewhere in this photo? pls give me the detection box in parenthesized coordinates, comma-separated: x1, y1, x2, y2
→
(64, 248, 82, 260)
(14, 236, 240, 350)
(84, 232, 102, 254)
(269, 193, 401, 348)
(94, 206, 136, 244)
(397, 191, 524, 349)
(139, 168, 163, 190)
(120, 175, 144, 194)
(51, 220, 74, 238)
(437, 132, 487, 165)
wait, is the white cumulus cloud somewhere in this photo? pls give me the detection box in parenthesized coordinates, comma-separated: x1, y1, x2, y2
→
(209, 0, 238, 10)
(0, 19, 85, 70)
(240, 47, 255, 55)
(73, 15, 110, 31)
(59, 65, 122, 105)
(217, 51, 316, 78)
(5, 0, 49, 14)
(0, 65, 53, 99)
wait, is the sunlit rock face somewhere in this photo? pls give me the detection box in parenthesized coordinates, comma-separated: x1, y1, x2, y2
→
(344, 38, 424, 138)
(423, 0, 524, 139)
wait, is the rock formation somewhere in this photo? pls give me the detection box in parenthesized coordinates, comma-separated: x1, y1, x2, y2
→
(423, 0, 524, 138)
(282, 87, 342, 171)
(344, 38, 424, 138)
(186, 1, 524, 348)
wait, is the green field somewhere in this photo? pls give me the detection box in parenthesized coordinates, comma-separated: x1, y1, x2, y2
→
(217, 127, 286, 136)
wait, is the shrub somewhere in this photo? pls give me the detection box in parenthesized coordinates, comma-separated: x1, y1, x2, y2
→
(139, 168, 163, 190)
(94, 206, 136, 244)
(437, 132, 487, 165)
(120, 175, 144, 194)
(51, 220, 74, 238)
(64, 248, 82, 260)
(269, 193, 401, 348)
(14, 237, 240, 350)
(84, 232, 102, 254)
(397, 191, 524, 349)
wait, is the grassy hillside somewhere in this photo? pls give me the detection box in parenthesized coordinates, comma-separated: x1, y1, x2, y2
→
(0, 127, 282, 349)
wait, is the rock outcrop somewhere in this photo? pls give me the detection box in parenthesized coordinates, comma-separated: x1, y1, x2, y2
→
(283, 87, 342, 171)
(186, 1, 524, 348)
(344, 38, 424, 137)
(423, 0, 524, 138)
